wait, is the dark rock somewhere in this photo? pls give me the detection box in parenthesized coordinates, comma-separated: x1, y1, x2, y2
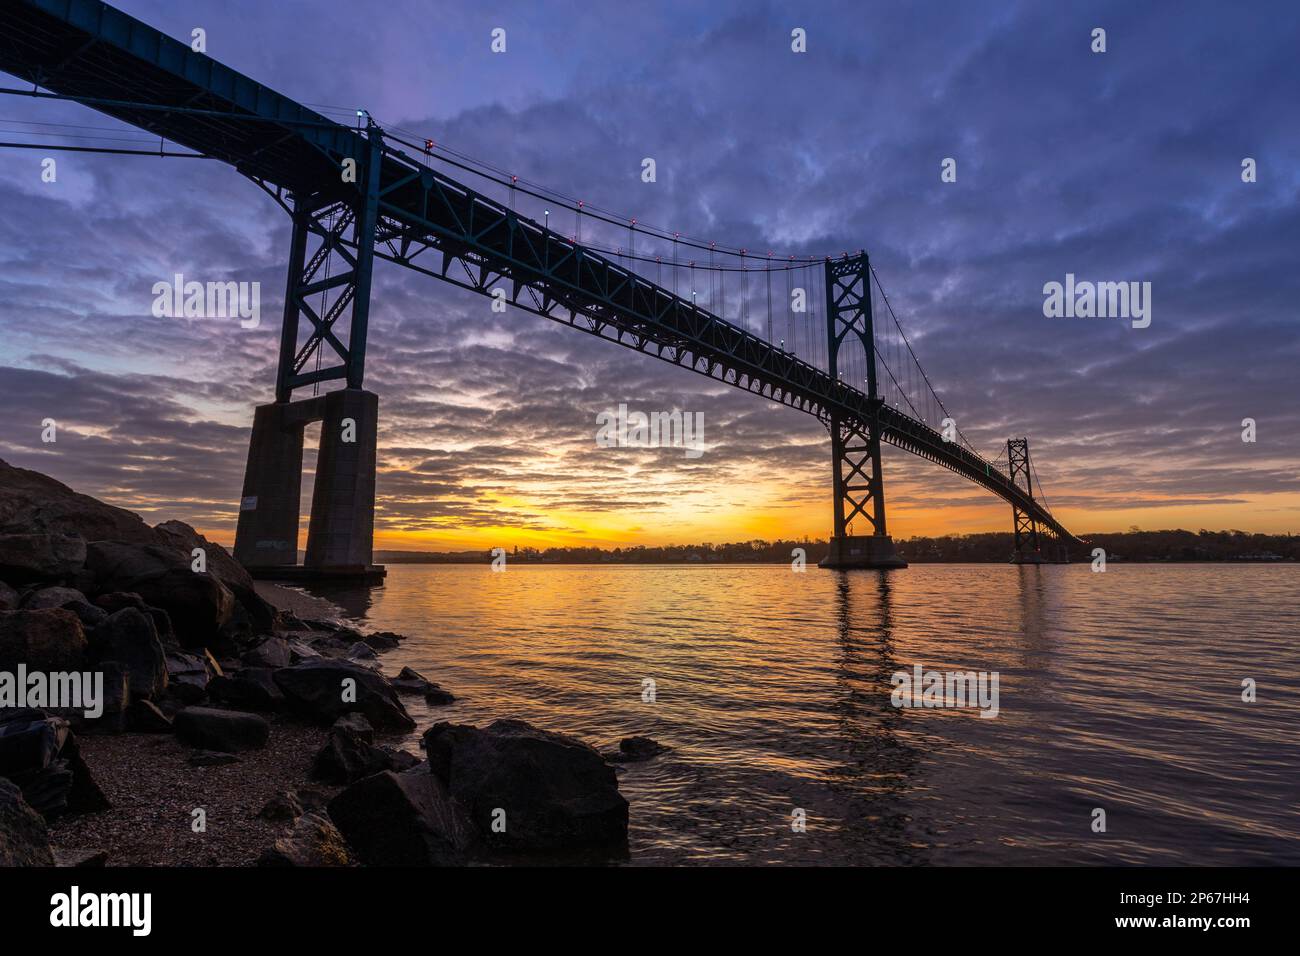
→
(84, 540, 235, 646)
(258, 811, 354, 867)
(361, 630, 403, 651)
(99, 592, 176, 641)
(207, 667, 284, 711)
(163, 650, 215, 703)
(187, 749, 240, 767)
(301, 618, 342, 632)
(611, 736, 671, 762)
(257, 791, 304, 823)
(273, 660, 414, 731)
(0, 580, 19, 611)
(285, 638, 321, 663)
(93, 591, 146, 614)
(54, 732, 110, 816)
(333, 713, 374, 743)
(423, 719, 628, 852)
(20, 586, 107, 630)
(310, 722, 395, 784)
(153, 520, 275, 633)
(277, 611, 309, 631)
(0, 709, 67, 774)
(0, 460, 155, 543)
(326, 769, 477, 866)
(0, 777, 55, 866)
(0, 460, 277, 637)
(54, 847, 108, 867)
(0, 532, 86, 582)
(21, 586, 89, 611)
(0, 713, 108, 818)
(144, 607, 174, 644)
(127, 699, 173, 733)
(346, 641, 377, 662)
(385, 747, 421, 772)
(62, 599, 108, 629)
(390, 666, 456, 705)
(92, 608, 167, 699)
(82, 662, 130, 734)
(0, 608, 87, 672)
(241, 635, 292, 669)
(295, 786, 332, 814)
(173, 706, 270, 753)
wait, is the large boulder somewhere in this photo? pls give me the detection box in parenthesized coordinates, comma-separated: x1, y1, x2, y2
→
(80, 662, 130, 734)
(423, 719, 628, 853)
(0, 533, 86, 583)
(0, 460, 157, 544)
(258, 811, 353, 867)
(173, 706, 269, 753)
(0, 777, 55, 866)
(127, 699, 173, 733)
(91, 608, 167, 699)
(310, 720, 399, 785)
(0, 608, 87, 672)
(207, 667, 284, 711)
(21, 586, 88, 612)
(84, 541, 234, 646)
(0, 581, 19, 611)
(273, 660, 414, 731)
(0, 711, 109, 818)
(241, 635, 292, 669)
(153, 521, 275, 633)
(163, 650, 216, 703)
(326, 769, 478, 866)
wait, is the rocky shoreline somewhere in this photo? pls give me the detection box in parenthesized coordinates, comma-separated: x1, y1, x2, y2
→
(1, 458, 650, 867)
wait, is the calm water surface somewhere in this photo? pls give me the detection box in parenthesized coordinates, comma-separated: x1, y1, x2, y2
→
(301, 564, 1300, 865)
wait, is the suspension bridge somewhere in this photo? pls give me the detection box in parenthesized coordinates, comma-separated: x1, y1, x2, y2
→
(0, 0, 1079, 579)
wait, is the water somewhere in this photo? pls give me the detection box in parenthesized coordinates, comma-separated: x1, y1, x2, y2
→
(302, 563, 1300, 865)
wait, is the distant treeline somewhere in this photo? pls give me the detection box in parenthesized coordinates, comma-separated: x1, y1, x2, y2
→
(376, 529, 1298, 565)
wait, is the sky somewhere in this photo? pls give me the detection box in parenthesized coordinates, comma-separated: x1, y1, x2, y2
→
(1, 0, 1298, 552)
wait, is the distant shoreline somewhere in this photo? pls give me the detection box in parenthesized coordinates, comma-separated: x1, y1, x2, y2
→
(372, 557, 1297, 566)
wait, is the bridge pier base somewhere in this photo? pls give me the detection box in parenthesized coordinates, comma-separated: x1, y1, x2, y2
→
(820, 534, 908, 570)
(233, 389, 384, 584)
(1010, 550, 1046, 565)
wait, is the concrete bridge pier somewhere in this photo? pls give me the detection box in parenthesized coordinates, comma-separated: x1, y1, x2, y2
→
(822, 534, 908, 569)
(233, 389, 384, 583)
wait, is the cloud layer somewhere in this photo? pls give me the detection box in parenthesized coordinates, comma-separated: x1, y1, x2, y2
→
(1, 0, 1297, 548)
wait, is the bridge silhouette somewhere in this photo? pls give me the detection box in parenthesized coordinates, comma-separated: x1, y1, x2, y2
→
(1, 0, 1079, 579)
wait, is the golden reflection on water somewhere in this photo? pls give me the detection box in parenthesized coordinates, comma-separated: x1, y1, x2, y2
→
(301, 563, 1300, 865)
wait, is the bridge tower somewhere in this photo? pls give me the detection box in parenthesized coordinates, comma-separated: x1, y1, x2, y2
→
(819, 253, 907, 570)
(232, 124, 386, 583)
(1007, 437, 1045, 564)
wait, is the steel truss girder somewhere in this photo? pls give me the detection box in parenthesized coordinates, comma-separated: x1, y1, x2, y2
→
(274, 128, 383, 401)
(830, 412, 886, 536)
(1007, 438, 1041, 555)
(337, 169, 1077, 541)
(254, 144, 1075, 543)
(824, 253, 887, 537)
